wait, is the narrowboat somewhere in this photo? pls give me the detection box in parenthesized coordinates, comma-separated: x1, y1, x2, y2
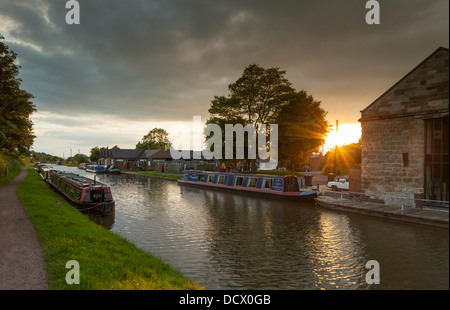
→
(106, 165, 121, 174)
(178, 170, 318, 201)
(47, 170, 115, 216)
(35, 163, 53, 181)
(95, 165, 107, 173)
(85, 164, 97, 173)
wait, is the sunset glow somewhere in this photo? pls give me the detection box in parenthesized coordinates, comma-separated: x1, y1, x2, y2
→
(324, 123, 361, 152)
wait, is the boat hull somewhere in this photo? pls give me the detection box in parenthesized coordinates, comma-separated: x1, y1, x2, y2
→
(177, 179, 318, 201)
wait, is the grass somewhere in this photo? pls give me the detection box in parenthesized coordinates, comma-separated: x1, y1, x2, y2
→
(132, 170, 181, 179)
(241, 170, 304, 177)
(17, 166, 201, 290)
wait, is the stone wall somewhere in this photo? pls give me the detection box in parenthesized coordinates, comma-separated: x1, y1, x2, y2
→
(361, 117, 425, 206)
(359, 47, 448, 207)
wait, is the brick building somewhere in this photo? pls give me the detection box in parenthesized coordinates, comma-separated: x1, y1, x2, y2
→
(359, 47, 449, 207)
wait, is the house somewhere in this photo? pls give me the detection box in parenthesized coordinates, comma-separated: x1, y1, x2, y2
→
(359, 47, 449, 207)
(308, 153, 324, 171)
(98, 149, 145, 170)
(139, 149, 172, 170)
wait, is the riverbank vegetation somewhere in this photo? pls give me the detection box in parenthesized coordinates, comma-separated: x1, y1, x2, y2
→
(17, 166, 201, 290)
(0, 155, 25, 188)
(1, 35, 36, 157)
(321, 140, 362, 175)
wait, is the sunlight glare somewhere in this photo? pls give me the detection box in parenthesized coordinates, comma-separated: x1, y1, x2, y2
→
(324, 123, 361, 152)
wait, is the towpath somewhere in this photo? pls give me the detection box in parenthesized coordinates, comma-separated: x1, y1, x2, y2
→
(0, 166, 48, 290)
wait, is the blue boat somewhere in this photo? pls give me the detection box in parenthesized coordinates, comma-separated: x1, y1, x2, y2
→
(178, 170, 318, 201)
(106, 165, 121, 174)
(95, 165, 107, 174)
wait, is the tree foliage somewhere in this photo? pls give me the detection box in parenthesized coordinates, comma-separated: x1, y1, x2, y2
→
(207, 64, 330, 172)
(276, 91, 330, 172)
(0, 35, 36, 156)
(322, 140, 362, 175)
(136, 128, 172, 150)
(206, 64, 295, 171)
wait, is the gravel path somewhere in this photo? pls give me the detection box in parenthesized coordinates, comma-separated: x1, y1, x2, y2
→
(0, 166, 48, 290)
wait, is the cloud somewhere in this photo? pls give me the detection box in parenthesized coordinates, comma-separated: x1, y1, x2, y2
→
(1, 0, 448, 155)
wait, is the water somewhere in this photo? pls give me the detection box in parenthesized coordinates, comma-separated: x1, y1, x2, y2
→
(52, 166, 449, 289)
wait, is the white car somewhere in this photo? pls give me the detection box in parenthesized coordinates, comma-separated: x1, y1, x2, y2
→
(327, 178, 349, 191)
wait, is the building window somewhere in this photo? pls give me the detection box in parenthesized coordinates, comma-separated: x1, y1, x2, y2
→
(402, 153, 409, 167)
(425, 117, 449, 203)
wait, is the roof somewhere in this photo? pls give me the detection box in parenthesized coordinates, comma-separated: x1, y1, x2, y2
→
(360, 46, 449, 118)
(99, 149, 144, 160)
(142, 149, 172, 159)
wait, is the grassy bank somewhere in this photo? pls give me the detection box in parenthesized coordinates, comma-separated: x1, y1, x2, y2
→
(132, 170, 181, 179)
(131, 169, 303, 179)
(17, 166, 201, 290)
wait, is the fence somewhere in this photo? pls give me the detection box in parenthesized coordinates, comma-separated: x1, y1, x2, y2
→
(327, 189, 449, 212)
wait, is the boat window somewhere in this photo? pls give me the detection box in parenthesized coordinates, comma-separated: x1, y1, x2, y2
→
(207, 175, 214, 183)
(235, 177, 244, 186)
(263, 178, 273, 189)
(248, 177, 257, 188)
(217, 175, 225, 184)
(272, 178, 283, 191)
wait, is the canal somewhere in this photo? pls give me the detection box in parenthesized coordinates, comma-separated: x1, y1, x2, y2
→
(54, 166, 449, 290)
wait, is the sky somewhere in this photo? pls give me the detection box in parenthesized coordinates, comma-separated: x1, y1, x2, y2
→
(0, 0, 448, 157)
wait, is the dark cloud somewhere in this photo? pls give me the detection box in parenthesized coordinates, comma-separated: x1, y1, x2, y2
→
(0, 0, 448, 153)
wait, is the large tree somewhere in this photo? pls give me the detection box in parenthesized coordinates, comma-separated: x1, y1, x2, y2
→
(206, 64, 295, 171)
(276, 90, 330, 172)
(0, 35, 36, 156)
(136, 128, 172, 150)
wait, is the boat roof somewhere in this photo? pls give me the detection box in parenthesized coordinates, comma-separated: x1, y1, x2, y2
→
(54, 171, 107, 187)
(182, 170, 294, 178)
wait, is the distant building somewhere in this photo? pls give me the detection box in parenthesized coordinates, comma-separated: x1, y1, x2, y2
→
(308, 153, 324, 171)
(98, 149, 144, 170)
(359, 47, 449, 206)
(140, 149, 172, 170)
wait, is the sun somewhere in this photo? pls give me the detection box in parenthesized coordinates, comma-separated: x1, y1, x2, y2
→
(324, 123, 361, 152)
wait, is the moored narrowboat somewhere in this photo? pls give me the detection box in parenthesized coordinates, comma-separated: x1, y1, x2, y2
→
(85, 164, 97, 173)
(35, 163, 53, 181)
(106, 165, 121, 174)
(47, 170, 115, 216)
(177, 170, 318, 201)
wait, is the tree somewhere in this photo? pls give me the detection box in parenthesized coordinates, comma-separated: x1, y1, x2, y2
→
(0, 35, 36, 156)
(136, 128, 172, 150)
(73, 153, 89, 163)
(90, 146, 100, 162)
(206, 64, 295, 172)
(276, 91, 330, 172)
(322, 140, 362, 175)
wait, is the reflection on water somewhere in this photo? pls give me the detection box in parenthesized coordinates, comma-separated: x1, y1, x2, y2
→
(52, 166, 449, 289)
